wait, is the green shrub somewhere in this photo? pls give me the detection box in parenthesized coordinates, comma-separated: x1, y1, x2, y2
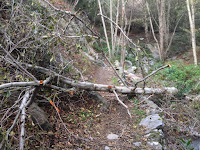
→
(155, 61, 200, 96)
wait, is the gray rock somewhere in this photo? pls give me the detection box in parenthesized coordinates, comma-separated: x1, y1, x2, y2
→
(133, 142, 142, 147)
(28, 102, 51, 131)
(147, 141, 163, 150)
(104, 146, 111, 150)
(191, 138, 200, 150)
(88, 91, 108, 111)
(144, 129, 164, 141)
(139, 114, 164, 130)
(145, 100, 161, 115)
(107, 133, 119, 140)
(146, 43, 160, 60)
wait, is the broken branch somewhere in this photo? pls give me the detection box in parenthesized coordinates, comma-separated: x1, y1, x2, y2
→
(113, 90, 132, 118)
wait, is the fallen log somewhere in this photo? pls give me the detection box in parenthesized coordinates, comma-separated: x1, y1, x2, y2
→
(0, 64, 178, 95)
(20, 63, 178, 95)
(61, 79, 178, 94)
(0, 80, 178, 95)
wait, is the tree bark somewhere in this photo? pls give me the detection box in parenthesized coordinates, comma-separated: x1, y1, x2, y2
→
(186, 0, 197, 66)
(113, 0, 120, 56)
(110, 0, 114, 57)
(97, 0, 112, 59)
(157, 0, 166, 61)
(120, 0, 126, 70)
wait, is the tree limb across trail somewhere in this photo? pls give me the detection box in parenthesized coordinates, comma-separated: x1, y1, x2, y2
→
(13, 63, 177, 95)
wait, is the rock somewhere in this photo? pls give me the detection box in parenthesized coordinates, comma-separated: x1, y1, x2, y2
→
(107, 133, 119, 140)
(114, 60, 120, 68)
(104, 146, 111, 150)
(146, 43, 160, 60)
(145, 129, 164, 141)
(143, 100, 161, 115)
(147, 141, 163, 150)
(127, 66, 137, 74)
(133, 142, 142, 147)
(191, 138, 200, 150)
(124, 60, 132, 69)
(139, 114, 164, 131)
(28, 102, 51, 131)
(88, 91, 108, 111)
(128, 53, 134, 58)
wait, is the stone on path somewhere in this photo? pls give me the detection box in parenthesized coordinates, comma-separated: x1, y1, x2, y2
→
(139, 114, 164, 130)
(133, 142, 141, 147)
(147, 141, 163, 150)
(104, 146, 111, 150)
(107, 133, 119, 140)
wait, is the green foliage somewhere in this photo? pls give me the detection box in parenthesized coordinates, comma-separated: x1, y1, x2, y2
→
(155, 61, 200, 96)
(132, 99, 146, 123)
(111, 77, 118, 84)
(66, 109, 95, 124)
(181, 139, 194, 150)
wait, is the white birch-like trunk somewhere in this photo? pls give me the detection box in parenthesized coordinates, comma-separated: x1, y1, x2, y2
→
(97, 0, 112, 59)
(120, 0, 126, 70)
(186, 0, 197, 66)
(110, 0, 114, 57)
(113, 0, 120, 56)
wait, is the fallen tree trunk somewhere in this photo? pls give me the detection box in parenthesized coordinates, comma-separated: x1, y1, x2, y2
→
(0, 80, 178, 94)
(0, 63, 178, 95)
(21, 63, 178, 95)
(61, 79, 178, 94)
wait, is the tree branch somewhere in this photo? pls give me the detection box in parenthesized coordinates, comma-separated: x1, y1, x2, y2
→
(113, 90, 132, 118)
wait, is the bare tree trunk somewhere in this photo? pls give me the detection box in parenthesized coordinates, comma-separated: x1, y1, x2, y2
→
(165, 0, 171, 47)
(186, 0, 197, 66)
(127, 1, 133, 37)
(110, 0, 114, 57)
(144, 7, 149, 42)
(146, 0, 161, 54)
(120, 0, 126, 70)
(157, 0, 166, 61)
(97, 0, 112, 59)
(113, 0, 120, 56)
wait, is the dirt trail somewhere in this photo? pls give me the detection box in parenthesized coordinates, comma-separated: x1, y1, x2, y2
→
(93, 66, 115, 85)
(29, 64, 147, 149)
(81, 65, 147, 149)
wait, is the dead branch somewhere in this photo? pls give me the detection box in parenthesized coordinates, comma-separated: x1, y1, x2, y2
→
(0, 81, 39, 90)
(19, 89, 31, 150)
(97, 13, 138, 48)
(1, 45, 38, 82)
(113, 90, 132, 118)
(135, 64, 171, 86)
(42, 0, 99, 37)
(21, 63, 178, 95)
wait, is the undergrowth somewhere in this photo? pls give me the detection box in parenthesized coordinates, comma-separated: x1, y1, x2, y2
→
(154, 61, 200, 96)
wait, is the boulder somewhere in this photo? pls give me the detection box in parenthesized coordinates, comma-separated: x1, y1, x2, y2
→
(28, 102, 51, 131)
(139, 114, 164, 131)
(107, 133, 119, 140)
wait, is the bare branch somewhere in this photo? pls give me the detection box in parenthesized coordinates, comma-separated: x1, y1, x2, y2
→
(0, 81, 39, 90)
(97, 13, 138, 48)
(135, 65, 171, 86)
(19, 90, 31, 150)
(113, 90, 132, 118)
(1, 45, 38, 82)
(22, 63, 178, 95)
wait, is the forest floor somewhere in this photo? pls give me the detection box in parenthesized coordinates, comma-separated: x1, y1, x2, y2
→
(23, 62, 151, 150)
